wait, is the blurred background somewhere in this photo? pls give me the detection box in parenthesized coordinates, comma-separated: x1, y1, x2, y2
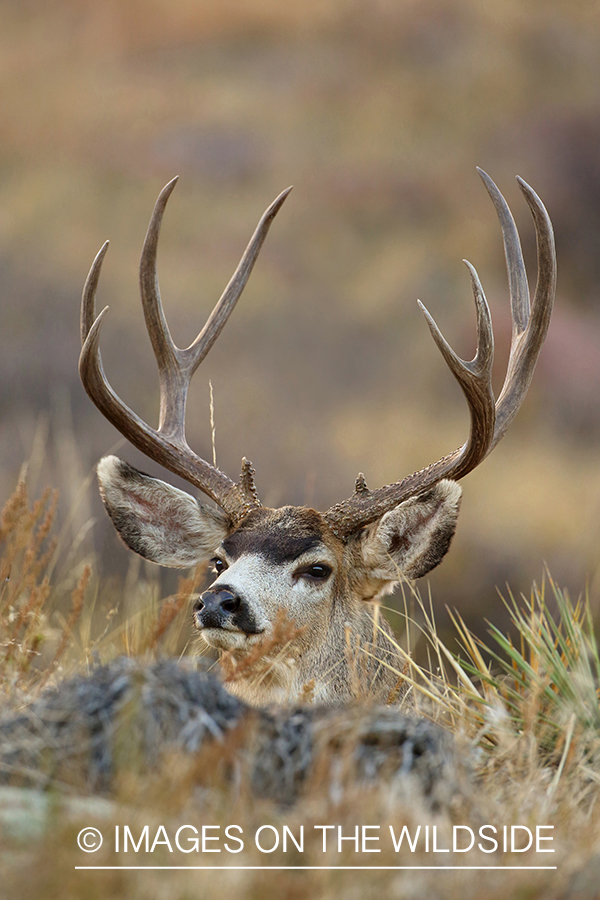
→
(1, 0, 600, 649)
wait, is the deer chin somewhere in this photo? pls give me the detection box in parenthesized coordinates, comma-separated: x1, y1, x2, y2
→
(199, 627, 260, 652)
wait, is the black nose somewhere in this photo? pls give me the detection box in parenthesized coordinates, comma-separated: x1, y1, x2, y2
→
(194, 588, 241, 628)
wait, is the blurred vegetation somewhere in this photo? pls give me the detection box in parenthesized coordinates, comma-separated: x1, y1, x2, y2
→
(1, 0, 600, 641)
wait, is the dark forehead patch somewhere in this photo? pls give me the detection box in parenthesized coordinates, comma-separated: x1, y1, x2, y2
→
(222, 506, 331, 565)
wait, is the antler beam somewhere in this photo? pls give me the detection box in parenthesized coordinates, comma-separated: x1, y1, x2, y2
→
(324, 170, 556, 539)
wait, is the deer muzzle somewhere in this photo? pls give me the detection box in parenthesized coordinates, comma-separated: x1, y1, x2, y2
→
(193, 587, 262, 637)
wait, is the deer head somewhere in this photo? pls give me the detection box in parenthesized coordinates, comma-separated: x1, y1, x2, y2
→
(80, 171, 555, 705)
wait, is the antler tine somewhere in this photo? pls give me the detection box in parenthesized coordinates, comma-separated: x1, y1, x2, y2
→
(185, 186, 294, 376)
(477, 168, 530, 334)
(325, 171, 556, 540)
(139, 179, 293, 440)
(80, 180, 292, 523)
(81, 240, 110, 345)
(138, 177, 180, 378)
(417, 258, 495, 479)
(491, 175, 556, 447)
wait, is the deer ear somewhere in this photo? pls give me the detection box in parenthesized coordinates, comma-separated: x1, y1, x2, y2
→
(360, 480, 462, 581)
(97, 455, 231, 567)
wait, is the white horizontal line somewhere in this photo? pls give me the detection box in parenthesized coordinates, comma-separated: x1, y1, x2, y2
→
(75, 866, 558, 871)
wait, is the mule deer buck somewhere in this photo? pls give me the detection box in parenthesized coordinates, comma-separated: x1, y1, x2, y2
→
(79, 171, 555, 706)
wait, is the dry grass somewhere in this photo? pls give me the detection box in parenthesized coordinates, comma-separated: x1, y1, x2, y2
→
(0, 468, 203, 711)
(219, 607, 307, 686)
(0, 469, 599, 899)
(382, 575, 600, 765)
(0, 469, 72, 694)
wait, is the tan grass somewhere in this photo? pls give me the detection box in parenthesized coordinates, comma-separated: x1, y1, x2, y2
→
(1, 468, 600, 897)
(0, 467, 200, 706)
(0, 472, 58, 687)
(220, 607, 307, 686)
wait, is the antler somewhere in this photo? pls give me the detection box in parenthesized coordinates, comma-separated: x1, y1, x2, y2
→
(80, 178, 292, 525)
(324, 170, 556, 539)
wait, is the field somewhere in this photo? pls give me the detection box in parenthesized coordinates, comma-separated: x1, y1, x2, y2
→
(1, 1, 600, 897)
(0, 462, 599, 898)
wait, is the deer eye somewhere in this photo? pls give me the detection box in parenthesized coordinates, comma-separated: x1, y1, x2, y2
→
(211, 557, 227, 575)
(295, 563, 333, 582)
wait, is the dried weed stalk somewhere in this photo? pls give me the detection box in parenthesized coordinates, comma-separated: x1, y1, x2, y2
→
(0, 471, 92, 696)
(220, 608, 307, 686)
(0, 473, 58, 684)
(136, 566, 206, 656)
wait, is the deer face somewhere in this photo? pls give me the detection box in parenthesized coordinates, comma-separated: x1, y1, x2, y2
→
(194, 506, 342, 653)
(98, 455, 461, 656)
